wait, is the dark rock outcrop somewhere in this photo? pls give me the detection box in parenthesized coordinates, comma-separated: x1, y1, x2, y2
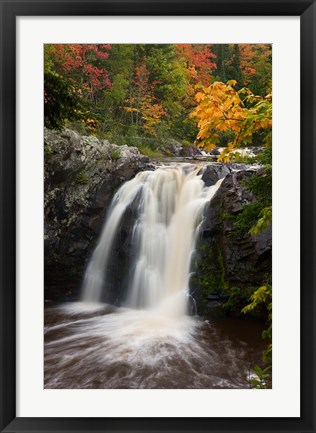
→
(44, 128, 151, 300)
(191, 164, 272, 315)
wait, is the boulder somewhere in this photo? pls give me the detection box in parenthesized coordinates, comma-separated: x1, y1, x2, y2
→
(161, 139, 202, 157)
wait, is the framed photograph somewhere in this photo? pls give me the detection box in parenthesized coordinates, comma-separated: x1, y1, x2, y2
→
(0, 1, 315, 432)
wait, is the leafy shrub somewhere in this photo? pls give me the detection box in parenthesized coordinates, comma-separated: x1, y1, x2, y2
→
(110, 149, 121, 160)
(138, 145, 162, 158)
(75, 171, 89, 184)
(242, 284, 272, 388)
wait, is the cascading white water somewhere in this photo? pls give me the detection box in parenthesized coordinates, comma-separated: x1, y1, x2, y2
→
(82, 164, 223, 318)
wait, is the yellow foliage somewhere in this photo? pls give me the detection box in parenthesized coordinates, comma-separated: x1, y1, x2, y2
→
(190, 81, 272, 159)
(195, 92, 206, 102)
(123, 106, 138, 113)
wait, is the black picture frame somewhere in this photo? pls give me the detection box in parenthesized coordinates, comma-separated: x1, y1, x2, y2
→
(0, 1, 315, 432)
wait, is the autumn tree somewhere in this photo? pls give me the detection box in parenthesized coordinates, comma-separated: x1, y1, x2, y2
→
(190, 80, 272, 160)
(48, 44, 112, 104)
(175, 44, 216, 88)
(123, 63, 167, 136)
(44, 44, 112, 130)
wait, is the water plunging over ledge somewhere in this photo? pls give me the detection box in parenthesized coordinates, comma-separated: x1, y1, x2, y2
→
(81, 164, 223, 318)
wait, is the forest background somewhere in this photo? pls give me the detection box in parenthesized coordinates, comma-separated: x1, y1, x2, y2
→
(44, 43, 272, 155)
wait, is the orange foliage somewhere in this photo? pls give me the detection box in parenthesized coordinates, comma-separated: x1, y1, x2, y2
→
(190, 80, 272, 160)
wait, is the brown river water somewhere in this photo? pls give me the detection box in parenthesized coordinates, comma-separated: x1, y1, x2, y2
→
(44, 302, 266, 389)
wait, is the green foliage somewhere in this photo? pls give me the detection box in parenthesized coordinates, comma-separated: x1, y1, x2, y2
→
(222, 286, 255, 315)
(110, 149, 121, 161)
(229, 152, 256, 164)
(241, 285, 272, 316)
(242, 284, 272, 388)
(243, 168, 272, 197)
(246, 45, 272, 97)
(75, 171, 89, 185)
(237, 166, 272, 387)
(250, 364, 272, 389)
(195, 242, 228, 297)
(212, 44, 272, 97)
(226, 45, 243, 89)
(44, 144, 53, 155)
(232, 202, 265, 236)
(137, 145, 162, 158)
(212, 44, 230, 82)
(263, 342, 272, 362)
(230, 166, 272, 236)
(249, 206, 272, 235)
(257, 146, 272, 165)
(44, 72, 83, 130)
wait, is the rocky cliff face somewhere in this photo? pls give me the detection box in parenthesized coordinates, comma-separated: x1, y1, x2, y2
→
(44, 128, 151, 300)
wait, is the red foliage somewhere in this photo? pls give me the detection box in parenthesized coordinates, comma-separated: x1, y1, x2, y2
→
(176, 44, 216, 86)
(51, 44, 112, 93)
(239, 44, 257, 77)
(133, 64, 150, 92)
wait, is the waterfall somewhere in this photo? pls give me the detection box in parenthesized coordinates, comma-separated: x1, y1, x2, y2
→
(81, 164, 223, 318)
